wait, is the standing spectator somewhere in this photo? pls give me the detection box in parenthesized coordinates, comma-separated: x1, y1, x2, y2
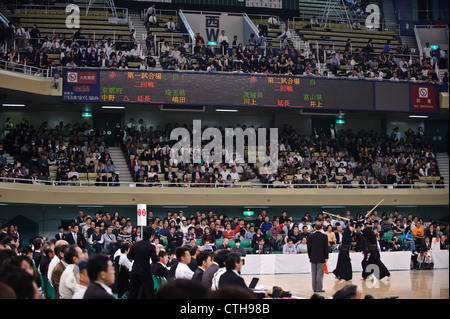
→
(15, 23, 26, 49)
(218, 30, 229, 56)
(307, 223, 329, 293)
(145, 4, 156, 27)
(422, 42, 432, 60)
(127, 226, 159, 299)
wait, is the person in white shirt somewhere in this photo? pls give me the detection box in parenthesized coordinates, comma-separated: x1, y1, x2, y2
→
(234, 162, 244, 174)
(148, 13, 158, 27)
(175, 246, 194, 280)
(130, 44, 141, 61)
(278, 27, 291, 39)
(310, 16, 319, 27)
(71, 259, 90, 299)
(180, 219, 189, 237)
(229, 167, 240, 182)
(58, 246, 83, 299)
(268, 15, 278, 27)
(146, 4, 156, 19)
(220, 166, 230, 180)
(15, 23, 26, 49)
(218, 30, 229, 55)
(390, 72, 400, 81)
(138, 59, 147, 70)
(422, 42, 432, 60)
(166, 18, 176, 31)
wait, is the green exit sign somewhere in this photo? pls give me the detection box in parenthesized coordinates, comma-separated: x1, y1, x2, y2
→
(243, 210, 255, 217)
(81, 112, 92, 118)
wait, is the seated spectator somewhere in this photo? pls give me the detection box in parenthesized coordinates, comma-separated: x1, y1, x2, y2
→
(310, 16, 320, 27)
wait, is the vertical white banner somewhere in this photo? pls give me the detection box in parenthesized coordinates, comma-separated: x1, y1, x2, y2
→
(137, 204, 147, 227)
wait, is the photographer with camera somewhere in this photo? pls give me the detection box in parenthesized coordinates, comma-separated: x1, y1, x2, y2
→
(388, 235, 402, 251)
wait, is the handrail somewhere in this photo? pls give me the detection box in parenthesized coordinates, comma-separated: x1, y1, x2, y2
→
(178, 10, 194, 53)
(5, 3, 129, 19)
(243, 13, 261, 37)
(0, 59, 51, 77)
(0, 177, 445, 189)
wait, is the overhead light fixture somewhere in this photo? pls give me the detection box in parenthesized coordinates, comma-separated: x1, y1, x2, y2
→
(2, 104, 25, 107)
(409, 115, 429, 119)
(102, 106, 125, 109)
(216, 109, 238, 112)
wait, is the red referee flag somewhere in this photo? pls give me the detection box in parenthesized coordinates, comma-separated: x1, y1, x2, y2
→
(323, 263, 329, 274)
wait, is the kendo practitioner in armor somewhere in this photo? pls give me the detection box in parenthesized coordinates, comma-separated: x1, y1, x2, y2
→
(332, 220, 355, 281)
(361, 222, 391, 281)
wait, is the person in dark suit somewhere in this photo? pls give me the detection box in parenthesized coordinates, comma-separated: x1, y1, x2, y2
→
(307, 222, 329, 293)
(0, 224, 9, 242)
(107, 172, 120, 187)
(165, 167, 175, 181)
(39, 241, 54, 282)
(252, 238, 269, 254)
(152, 160, 166, 174)
(420, 236, 432, 252)
(127, 226, 159, 299)
(217, 238, 231, 251)
(152, 251, 169, 280)
(32, 237, 43, 268)
(65, 223, 88, 250)
(192, 251, 212, 282)
(84, 253, 115, 299)
(218, 252, 248, 290)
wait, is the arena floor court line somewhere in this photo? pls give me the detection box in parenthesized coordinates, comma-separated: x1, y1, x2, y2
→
(242, 269, 449, 299)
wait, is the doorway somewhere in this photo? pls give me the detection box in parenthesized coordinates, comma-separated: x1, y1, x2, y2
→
(93, 112, 122, 147)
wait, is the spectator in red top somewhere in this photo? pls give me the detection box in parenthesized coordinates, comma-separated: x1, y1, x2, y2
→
(201, 226, 216, 246)
(222, 223, 235, 240)
(234, 219, 245, 234)
(268, 220, 282, 249)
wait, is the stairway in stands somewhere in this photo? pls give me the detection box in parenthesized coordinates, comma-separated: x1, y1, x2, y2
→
(1, 151, 15, 166)
(436, 153, 449, 189)
(128, 12, 162, 70)
(109, 147, 134, 186)
(400, 35, 419, 56)
(381, 0, 399, 33)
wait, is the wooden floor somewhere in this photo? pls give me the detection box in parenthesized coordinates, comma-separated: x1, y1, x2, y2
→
(242, 269, 449, 299)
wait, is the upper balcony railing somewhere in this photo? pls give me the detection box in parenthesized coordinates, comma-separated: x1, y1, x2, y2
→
(0, 177, 445, 190)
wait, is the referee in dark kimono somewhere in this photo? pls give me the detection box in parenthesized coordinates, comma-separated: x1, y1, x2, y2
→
(332, 220, 355, 281)
(361, 223, 391, 281)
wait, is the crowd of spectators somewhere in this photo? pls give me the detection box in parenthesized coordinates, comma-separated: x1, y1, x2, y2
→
(122, 118, 444, 188)
(0, 207, 448, 299)
(0, 117, 444, 189)
(0, 21, 157, 72)
(0, 118, 121, 185)
(324, 39, 447, 83)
